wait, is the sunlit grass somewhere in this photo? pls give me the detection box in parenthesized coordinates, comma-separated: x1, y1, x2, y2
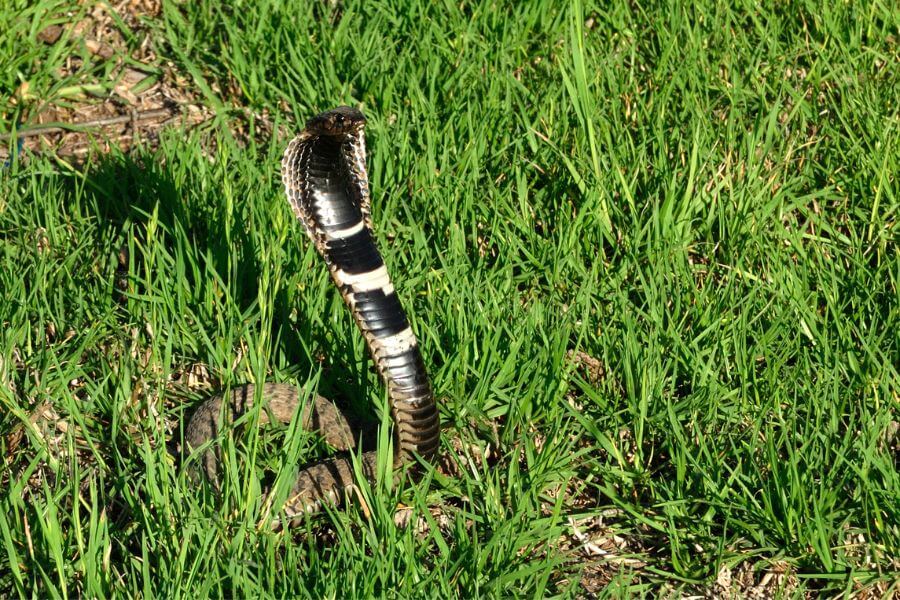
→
(1, 0, 898, 596)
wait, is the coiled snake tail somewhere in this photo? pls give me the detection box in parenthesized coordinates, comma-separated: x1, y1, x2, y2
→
(185, 107, 440, 522)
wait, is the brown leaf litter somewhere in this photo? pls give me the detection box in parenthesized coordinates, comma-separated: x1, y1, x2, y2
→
(2, 1, 209, 165)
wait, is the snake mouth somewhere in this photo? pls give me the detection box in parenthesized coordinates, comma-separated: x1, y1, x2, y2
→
(303, 106, 366, 136)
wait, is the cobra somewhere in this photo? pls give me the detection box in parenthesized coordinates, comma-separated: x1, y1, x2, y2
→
(185, 106, 440, 522)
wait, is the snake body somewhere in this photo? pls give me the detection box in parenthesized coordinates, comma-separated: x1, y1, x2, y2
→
(185, 107, 440, 521)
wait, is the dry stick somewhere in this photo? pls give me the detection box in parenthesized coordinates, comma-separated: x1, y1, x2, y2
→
(0, 108, 176, 141)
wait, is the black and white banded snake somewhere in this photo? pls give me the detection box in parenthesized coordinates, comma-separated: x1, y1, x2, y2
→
(185, 107, 440, 523)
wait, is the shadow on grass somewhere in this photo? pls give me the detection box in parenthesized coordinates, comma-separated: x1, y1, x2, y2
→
(77, 150, 380, 456)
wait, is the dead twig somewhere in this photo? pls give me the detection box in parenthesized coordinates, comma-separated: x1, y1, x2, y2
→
(0, 108, 176, 141)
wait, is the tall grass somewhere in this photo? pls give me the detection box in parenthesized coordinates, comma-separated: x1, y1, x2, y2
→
(1, 0, 897, 596)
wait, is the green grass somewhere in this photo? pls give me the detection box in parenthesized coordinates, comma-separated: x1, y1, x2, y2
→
(2, 0, 898, 596)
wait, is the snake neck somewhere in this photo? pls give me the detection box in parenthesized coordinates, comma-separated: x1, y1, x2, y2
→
(282, 133, 440, 463)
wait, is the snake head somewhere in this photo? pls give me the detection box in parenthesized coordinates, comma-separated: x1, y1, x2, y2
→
(304, 106, 366, 136)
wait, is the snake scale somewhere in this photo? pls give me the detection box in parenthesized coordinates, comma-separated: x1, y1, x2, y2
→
(185, 107, 440, 522)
